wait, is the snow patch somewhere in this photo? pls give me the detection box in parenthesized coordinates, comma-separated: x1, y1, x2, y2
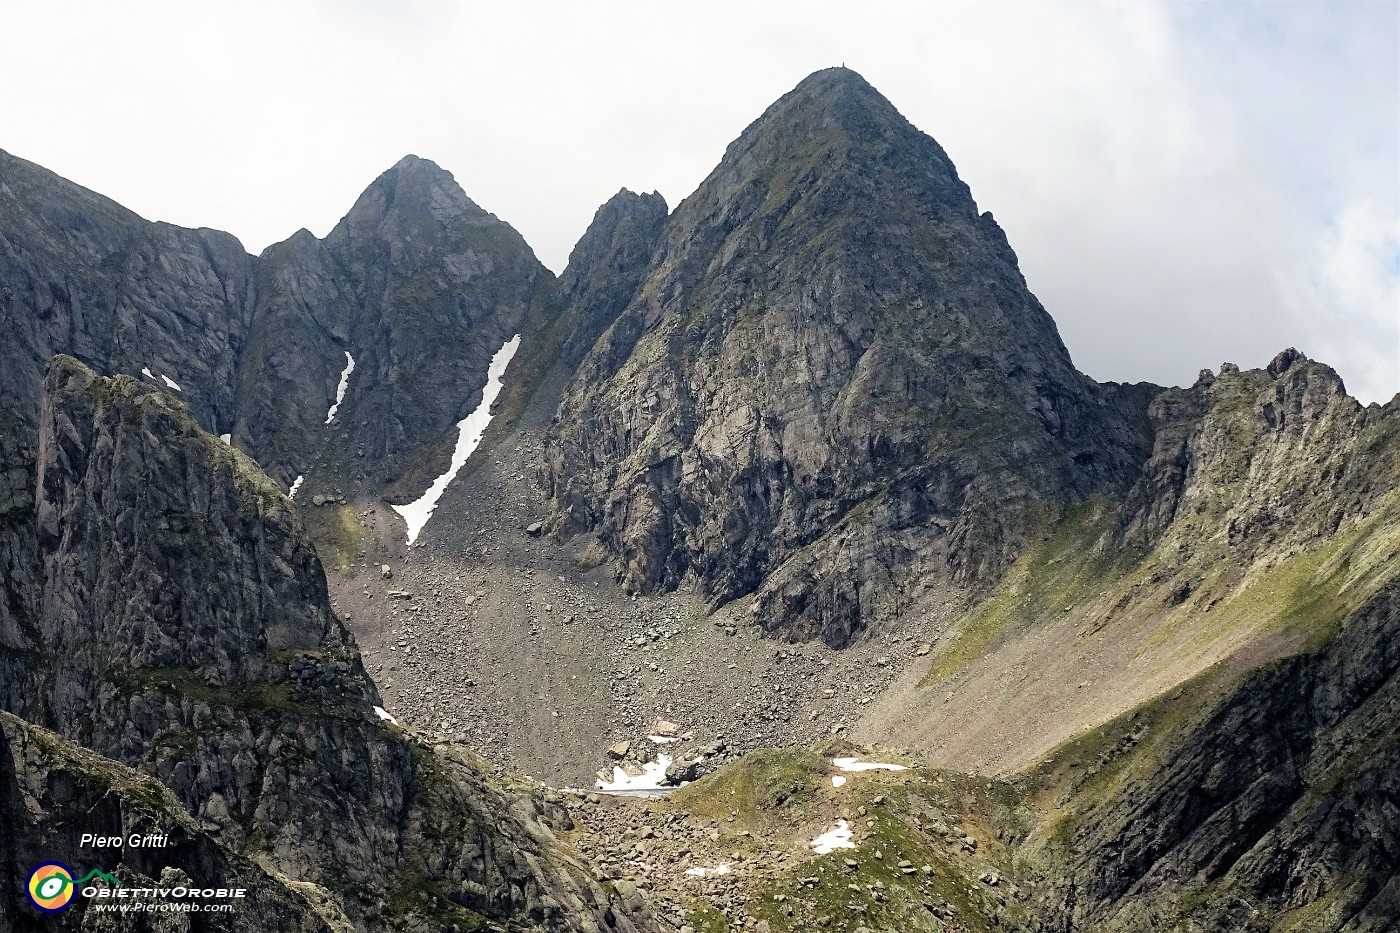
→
(810, 819, 856, 854)
(219, 434, 231, 444)
(684, 864, 731, 878)
(831, 775, 847, 788)
(325, 351, 355, 424)
(392, 335, 520, 544)
(373, 706, 399, 725)
(596, 753, 671, 792)
(648, 735, 678, 745)
(288, 475, 304, 500)
(833, 757, 908, 773)
(140, 367, 181, 391)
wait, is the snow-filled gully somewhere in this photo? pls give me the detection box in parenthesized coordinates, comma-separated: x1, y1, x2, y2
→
(392, 335, 520, 544)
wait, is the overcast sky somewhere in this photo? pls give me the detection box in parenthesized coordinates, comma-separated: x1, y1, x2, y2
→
(2, 1, 1396, 402)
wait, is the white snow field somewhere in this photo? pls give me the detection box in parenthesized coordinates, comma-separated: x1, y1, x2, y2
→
(392, 335, 520, 544)
(325, 351, 355, 423)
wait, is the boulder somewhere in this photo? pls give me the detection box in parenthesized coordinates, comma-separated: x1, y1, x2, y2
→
(651, 718, 680, 737)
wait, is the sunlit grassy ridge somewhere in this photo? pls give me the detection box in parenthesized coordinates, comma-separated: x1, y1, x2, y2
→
(668, 748, 1042, 932)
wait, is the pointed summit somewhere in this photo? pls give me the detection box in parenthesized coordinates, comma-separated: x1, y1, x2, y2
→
(548, 69, 1155, 646)
(745, 66, 898, 133)
(259, 153, 552, 497)
(555, 188, 668, 366)
(695, 68, 974, 227)
(737, 66, 922, 151)
(339, 154, 493, 236)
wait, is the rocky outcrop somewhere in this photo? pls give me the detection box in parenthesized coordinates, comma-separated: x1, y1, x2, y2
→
(0, 149, 555, 503)
(554, 189, 668, 368)
(0, 710, 337, 932)
(1048, 577, 1400, 931)
(0, 149, 255, 446)
(854, 349, 1399, 781)
(2, 358, 660, 932)
(545, 68, 1156, 646)
(1119, 349, 1395, 559)
(1071, 354, 1400, 930)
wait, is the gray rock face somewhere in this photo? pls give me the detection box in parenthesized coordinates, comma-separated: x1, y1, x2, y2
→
(1006, 353, 1400, 930)
(554, 188, 668, 368)
(313, 156, 555, 497)
(1056, 579, 1400, 932)
(0, 148, 554, 501)
(545, 67, 1156, 646)
(1, 358, 659, 933)
(0, 149, 258, 616)
(1119, 349, 1391, 557)
(0, 711, 338, 932)
(0, 149, 255, 445)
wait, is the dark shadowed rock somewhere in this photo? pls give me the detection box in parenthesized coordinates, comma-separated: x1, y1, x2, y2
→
(555, 188, 669, 367)
(0, 148, 557, 506)
(0, 711, 338, 932)
(0, 357, 661, 933)
(316, 156, 556, 497)
(1049, 578, 1400, 931)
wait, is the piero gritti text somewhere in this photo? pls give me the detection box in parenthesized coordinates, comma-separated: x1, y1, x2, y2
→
(79, 832, 170, 849)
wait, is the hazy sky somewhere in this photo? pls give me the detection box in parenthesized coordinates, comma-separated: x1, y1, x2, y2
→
(2, 1, 1396, 402)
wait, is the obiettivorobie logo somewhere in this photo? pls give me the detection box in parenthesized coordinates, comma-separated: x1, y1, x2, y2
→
(25, 859, 245, 916)
(26, 862, 121, 913)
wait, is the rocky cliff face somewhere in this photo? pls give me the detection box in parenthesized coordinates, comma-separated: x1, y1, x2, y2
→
(545, 68, 1156, 646)
(0, 711, 337, 933)
(1059, 578, 1400, 931)
(311, 156, 556, 498)
(1118, 349, 1393, 559)
(0, 148, 555, 510)
(0, 149, 255, 446)
(1046, 352, 1400, 929)
(553, 189, 668, 369)
(857, 349, 1399, 771)
(0, 358, 659, 932)
(838, 348, 1400, 927)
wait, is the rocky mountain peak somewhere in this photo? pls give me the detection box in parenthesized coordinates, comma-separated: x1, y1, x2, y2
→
(729, 66, 921, 151)
(689, 67, 977, 238)
(560, 188, 668, 291)
(554, 188, 669, 367)
(339, 152, 492, 234)
(546, 70, 1156, 645)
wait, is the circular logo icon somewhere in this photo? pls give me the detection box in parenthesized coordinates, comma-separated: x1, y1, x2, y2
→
(27, 862, 75, 912)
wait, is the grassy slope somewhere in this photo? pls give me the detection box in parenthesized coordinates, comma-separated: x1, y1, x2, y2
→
(677, 377, 1400, 929)
(667, 747, 1042, 932)
(867, 366, 1400, 774)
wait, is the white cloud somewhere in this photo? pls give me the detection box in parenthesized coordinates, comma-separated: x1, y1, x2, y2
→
(1286, 199, 1400, 404)
(0, 1, 1394, 400)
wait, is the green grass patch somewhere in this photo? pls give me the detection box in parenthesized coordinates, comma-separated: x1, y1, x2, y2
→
(920, 498, 1125, 687)
(670, 748, 826, 833)
(1140, 492, 1400, 668)
(387, 874, 489, 932)
(13, 713, 189, 820)
(300, 502, 369, 576)
(105, 665, 323, 718)
(686, 904, 731, 932)
(745, 769, 1035, 933)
